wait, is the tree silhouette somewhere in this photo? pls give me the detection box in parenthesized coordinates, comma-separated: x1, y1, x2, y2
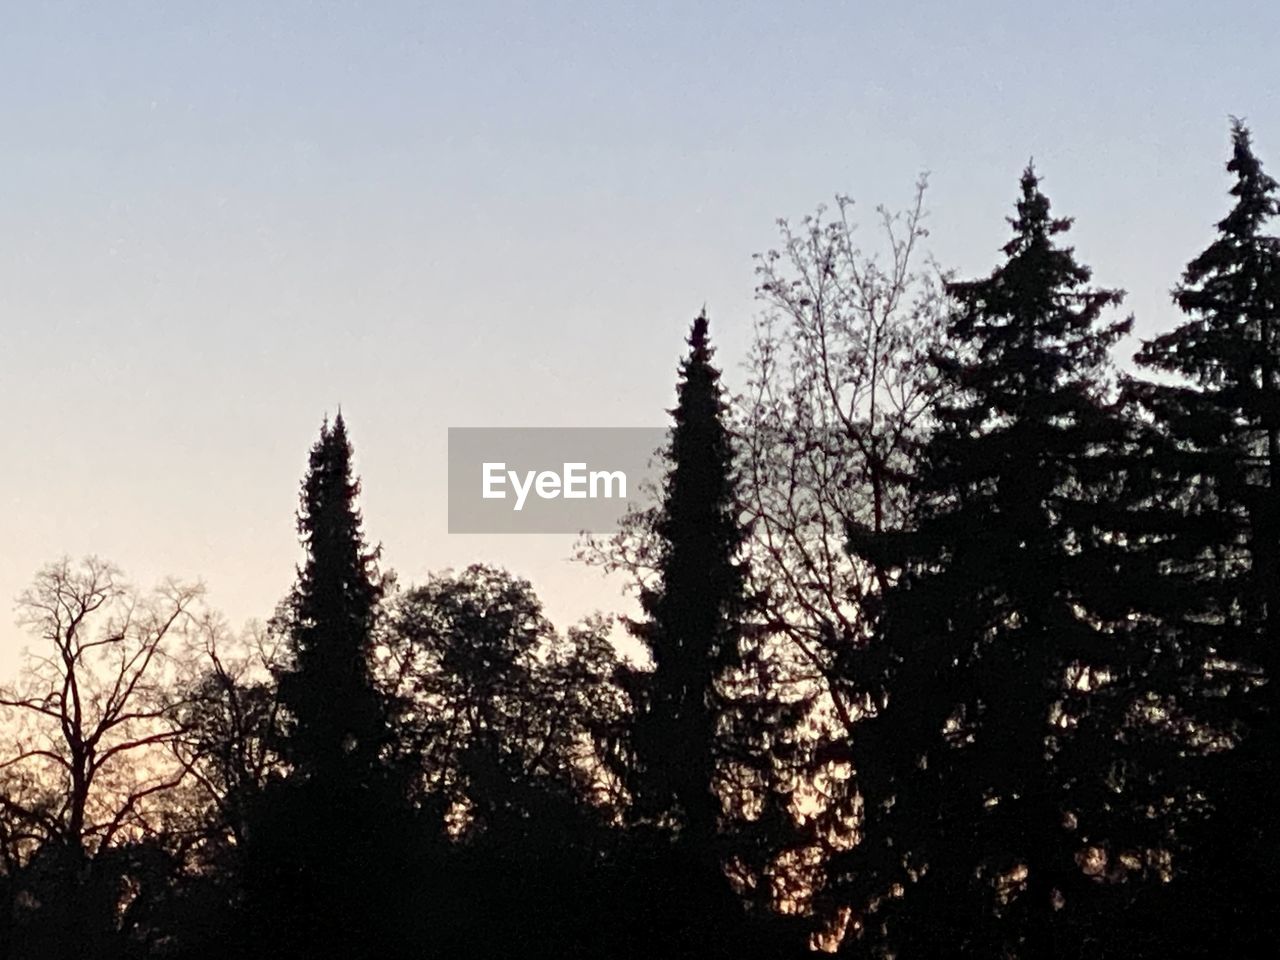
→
(382, 565, 636, 958)
(619, 312, 802, 959)
(9, 125, 1280, 959)
(742, 178, 948, 734)
(741, 182, 951, 933)
(0, 558, 202, 960)
(630, 314, 749, 836)
(276, 413, 389, 783)
(387, 564, 625, 835)
(1128, 118, 1280, 954)
(836, 167, 1146, 957)
(243, 413, 413, 960)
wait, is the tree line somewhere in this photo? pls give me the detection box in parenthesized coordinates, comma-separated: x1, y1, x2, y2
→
(1, 119, 1277, 958)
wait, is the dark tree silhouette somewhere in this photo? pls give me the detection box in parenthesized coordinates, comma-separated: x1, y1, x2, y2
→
(0, 558, 202, 960)
(10, 127, 1280, 960)
(381, 565, 640, 958)
(172, 619, 284, 860)
(742, 178, 948, 732)
(630, 313, 750, 838)
(742, 182, 951, 933)
(276, 413, 389, 783)
(1128, 118, 1280, 955)
(387, 564, 625, 835)
(618, 312, 802, 959)
(242, 413, 413, 960)
(834, 168, 1151, 957)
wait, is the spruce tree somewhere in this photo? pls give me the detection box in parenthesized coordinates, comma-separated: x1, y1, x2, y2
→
(625, 313, 795, 958)
(838, 168, 1140, 956)
(1135, 119, 1280, 649)
(245, 413, 409, 960)
(1129, 119, 1280, 953)
(277, 411, 388, 784)
(630, 313, 748, 840)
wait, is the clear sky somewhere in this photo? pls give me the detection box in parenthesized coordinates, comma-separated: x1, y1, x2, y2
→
(2, 1, 1278, 675)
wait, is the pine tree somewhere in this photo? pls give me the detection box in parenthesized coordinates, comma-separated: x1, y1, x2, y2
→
(1135, 119, 1280, 650)
(245, 413, 410, 960)
(837, 168, 1142, 956)
(630, 313, 748, 839)
(277, 411, 388, 784)
(625, 313, 796, 958)
(1129, 119, 1280, 953)
(1134, 119, 1280, 653)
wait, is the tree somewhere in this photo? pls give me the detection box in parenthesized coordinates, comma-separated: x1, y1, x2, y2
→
(275, 412, 390, 785)
(576, 186, 950, 940)
(629, 313, 749, 836)
(741, 182, 951, 931)
(834, 168, 1147, 956)
(618, 311, 802, 958)
(742, 178, 948, 733)
(383, 565, 633, 958)
(171, 618, 285, 855)
(1128, 118, 1280, 954)
(0, 556, 202, 958)
(386, 564, 625, 836)
(244, 413, 411, 960)
(156, 616, 289, 957)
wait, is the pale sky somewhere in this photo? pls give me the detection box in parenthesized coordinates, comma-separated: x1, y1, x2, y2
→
(2, 1, 1278, 675)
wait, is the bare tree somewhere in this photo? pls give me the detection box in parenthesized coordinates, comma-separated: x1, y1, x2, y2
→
(741, 175, 948, 734)
(0, 556, 202, 859)
(168, 615, 286, 849)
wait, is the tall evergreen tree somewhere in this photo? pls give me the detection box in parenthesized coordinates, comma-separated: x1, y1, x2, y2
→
(625, 313, 797, 958)
(277, 411, 389, 784)
(630, 313, 749, 841)
(244, 413, 411, 960)
(1129, 119, 1280, 953)
(1134, 119, 1280, 650)
(837, 168, 1143, 956)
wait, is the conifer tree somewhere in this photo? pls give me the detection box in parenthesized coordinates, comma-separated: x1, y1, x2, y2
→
(626, 312, 795, 958)
(245, 413, 410, 960)
(1135, 119, 1280, 645)
(277, 411, 389, 784)
(1129, 119, 1280, 953)
(837, 168, 1140, 956)
(630, 313, 748, 840)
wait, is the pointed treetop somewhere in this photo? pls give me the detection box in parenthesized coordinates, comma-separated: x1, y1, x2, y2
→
(1004, 163, 1074, 255)
(681, 310, 717, 379)
(941, 166, 1128, 402)
(1220, 117, 1279, 238)
(1229, 115, 1258, 173)
(689, 309, 711, 354)
(1020, 159, 1039, 196)
(1138, 118, 1280, 385)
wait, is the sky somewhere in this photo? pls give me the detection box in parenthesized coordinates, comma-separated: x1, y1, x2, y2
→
(1, 1, 1278, 676)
